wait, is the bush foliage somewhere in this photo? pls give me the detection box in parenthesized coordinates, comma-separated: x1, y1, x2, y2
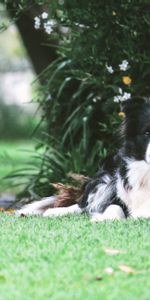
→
(2, 1, 150, 197)
(42, 1, 150, 155)
(34, 1, 150, 194)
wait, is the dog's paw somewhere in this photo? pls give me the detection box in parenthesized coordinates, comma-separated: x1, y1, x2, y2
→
(91, 205, 125, 223)
(15, 206, 43, 217)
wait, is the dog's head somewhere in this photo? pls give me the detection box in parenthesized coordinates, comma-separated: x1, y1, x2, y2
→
(121, 97, 150, 163)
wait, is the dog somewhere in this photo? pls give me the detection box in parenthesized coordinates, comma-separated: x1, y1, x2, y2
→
(17, 97, 150, 222)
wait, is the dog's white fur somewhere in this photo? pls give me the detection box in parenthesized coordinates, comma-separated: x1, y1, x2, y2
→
(90, 205, 125, 223)
(117, 159, 150, 218)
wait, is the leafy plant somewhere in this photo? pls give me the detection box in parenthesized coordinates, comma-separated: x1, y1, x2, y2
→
(2, 1, 150, 198)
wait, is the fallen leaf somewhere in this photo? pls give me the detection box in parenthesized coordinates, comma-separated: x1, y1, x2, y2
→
(0, 208, 15, 214)
(6, 209, 16, 214)
(104, 247, 126, 255)
(119, 264, 136, 274)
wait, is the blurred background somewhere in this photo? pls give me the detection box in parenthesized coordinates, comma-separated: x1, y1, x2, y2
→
(0, 4, 39, 197)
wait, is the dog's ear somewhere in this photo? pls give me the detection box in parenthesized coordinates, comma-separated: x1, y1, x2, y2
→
(121, 97, 146, 115)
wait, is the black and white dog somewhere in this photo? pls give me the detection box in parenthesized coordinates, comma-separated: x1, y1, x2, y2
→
(17, 97, 150, 221)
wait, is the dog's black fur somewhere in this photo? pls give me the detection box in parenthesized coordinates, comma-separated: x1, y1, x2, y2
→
(79, 156, 130, 217)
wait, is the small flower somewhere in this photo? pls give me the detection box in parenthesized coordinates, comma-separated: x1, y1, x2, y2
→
(122, 92, 131, 101)
(41, 12, 49, 19)
(114, 92, 131, 103)
(106, 64, 114, 74)
(112, 11, 117, 16)
(34, 16, 41, 29)
(118, 112, 125, 118)
(47, 20, 56, 27)
(44, 20, 54, 34)
(122, 76, 132, 85)
(114, 95, 122, 103)
(92, 98, 97, 103)
(119, 60, 129, 71)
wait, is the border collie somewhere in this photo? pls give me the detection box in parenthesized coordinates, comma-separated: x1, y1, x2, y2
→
(17, 97, 150, 222)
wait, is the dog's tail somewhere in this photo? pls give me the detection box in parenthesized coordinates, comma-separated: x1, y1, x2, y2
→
(52, 183, 82, 207)
(16, 173, 89, 216)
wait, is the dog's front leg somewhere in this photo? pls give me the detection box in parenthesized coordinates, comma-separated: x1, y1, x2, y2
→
(43, 204, 82, 217)
(91, 204, 125, 223)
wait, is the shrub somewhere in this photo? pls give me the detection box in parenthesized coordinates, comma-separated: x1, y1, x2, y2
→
(2, 1, 150, 198)
(35, 1, 150, 182)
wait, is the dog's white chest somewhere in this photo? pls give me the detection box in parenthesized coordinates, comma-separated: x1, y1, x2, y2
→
(117, 160, 150, 218)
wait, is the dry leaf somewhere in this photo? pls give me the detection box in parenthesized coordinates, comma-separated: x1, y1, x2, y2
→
(119, 264, 136, 274)
(104, 247, 126, 255)
(6, 209, 16, 214)
(67, 172, 89, 183)
(0, 207, 15, 214)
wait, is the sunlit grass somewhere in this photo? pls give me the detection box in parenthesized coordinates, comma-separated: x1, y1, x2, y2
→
(0, 214, 149, 300)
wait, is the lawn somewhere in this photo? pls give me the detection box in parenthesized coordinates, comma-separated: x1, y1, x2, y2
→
(0, 214, 149, 300)
(0, 142, 149, 299)
(0, 141, 36, 193)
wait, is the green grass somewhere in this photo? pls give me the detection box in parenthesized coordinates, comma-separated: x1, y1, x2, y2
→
(0, 214, 149, 300)
(0, 141, 36, 192)
(0, 143, 149, 299)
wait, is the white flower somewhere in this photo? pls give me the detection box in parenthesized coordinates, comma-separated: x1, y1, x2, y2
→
(41, 12, 49, 19)
(122, 92, 131, 101)
(114, 92, 131, 103)
(44, 26, 53, 34)
(48, 19, 56, 26)
(92, 98, 97, 103)
(44, 20, 54, 34)
(106, 64, 114, 74)
(34, 16, 41, 30)
(114, 95, 122, 103)
(119, 60, 129, 71)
